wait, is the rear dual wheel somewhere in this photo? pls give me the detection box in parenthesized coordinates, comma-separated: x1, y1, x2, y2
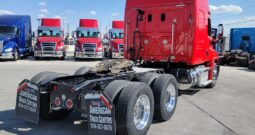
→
(140, 73, 178, 121)
(151, 74, 178, 121)
(106, 74, 178, 135)
(105, 81, 154, 135)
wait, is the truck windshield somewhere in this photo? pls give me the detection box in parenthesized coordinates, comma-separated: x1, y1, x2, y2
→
(0, 26, 16, 35)
(76, 28, 100, 38)
(109, 29, 124, 39)
(37, 27, 62, 37)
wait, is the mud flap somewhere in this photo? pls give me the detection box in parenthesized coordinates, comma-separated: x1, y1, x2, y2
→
(83, 91, 116, 135)
(15, 80, 40, 124)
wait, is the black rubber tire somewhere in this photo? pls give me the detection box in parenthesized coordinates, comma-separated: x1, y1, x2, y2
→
(218, 57, 225, 65)
(74, 66, 95, 75)
(31, 71, 68, 85)
(104, 80, 130, 104)
(31, 71, 56, 85)
(140, 73, 160, 87)
(30, 71, 72, 120)
(152, 74, 178, 121)
(74, 57, 80, 61)
(109, 51, 113, 59)
(60, 53, 66, 60)
(237, 58, 248, 67)
(34, 57, 40, 60)
(13, 48, 19, 61)
(116, 82, 154, 135)
(248, 56, 255, 70)
(207, 64, 219, 88)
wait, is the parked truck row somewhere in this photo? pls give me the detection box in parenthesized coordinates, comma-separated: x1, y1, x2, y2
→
(0, 15, 124, 61)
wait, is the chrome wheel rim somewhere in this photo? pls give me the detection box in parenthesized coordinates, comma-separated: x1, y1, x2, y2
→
(165, 83, 176, 112)
(134, 94, 151, 130)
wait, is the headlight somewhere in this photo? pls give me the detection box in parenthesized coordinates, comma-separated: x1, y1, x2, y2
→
(97, 47, 103, 52)
(5, 48, 13, 52)
(58, 46, 64, 51)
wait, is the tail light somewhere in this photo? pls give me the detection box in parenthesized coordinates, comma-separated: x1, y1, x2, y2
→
(53, 85, 58, 91)
(66, 99, 73, 109)
(54, 97, 61, 106)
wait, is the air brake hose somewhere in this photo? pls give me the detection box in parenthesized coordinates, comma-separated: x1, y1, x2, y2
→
(131, 9, 144, 64)
(132, 30, 142, 63)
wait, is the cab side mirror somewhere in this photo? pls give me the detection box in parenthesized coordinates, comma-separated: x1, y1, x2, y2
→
(32, 32, 35, 38)
(217, 24, 224, 38)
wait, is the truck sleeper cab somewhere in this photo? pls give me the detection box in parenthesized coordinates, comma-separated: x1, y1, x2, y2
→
(124, 0, 219, 90)
(108, 21, 125, 59)
(75, 19, 103, 60)
(0, 15, 32, 61)
(34, 18, 65, 60)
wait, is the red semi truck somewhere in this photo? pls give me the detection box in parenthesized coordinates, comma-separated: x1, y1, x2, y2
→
(108, 21, 124, 59)
(125, 0, 220, 90)
(34, 18, 65, 60)
(74, 19, 104, 60)
(15, 1, 219, 135)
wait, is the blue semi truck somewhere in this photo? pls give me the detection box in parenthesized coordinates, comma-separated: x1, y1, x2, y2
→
(0, 15, 32, 61)
(219, 28, 255, 68)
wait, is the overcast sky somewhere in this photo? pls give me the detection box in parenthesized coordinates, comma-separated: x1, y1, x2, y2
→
(0, 0, 255, 35)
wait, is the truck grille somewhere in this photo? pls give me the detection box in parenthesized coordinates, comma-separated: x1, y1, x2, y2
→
(41, 42, 56, 54)
(0, 41, 3, 55)
(83, 44, 96, 55)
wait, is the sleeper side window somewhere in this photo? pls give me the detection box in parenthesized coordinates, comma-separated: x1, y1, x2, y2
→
(208, 18, 212, 36)
(161, 13, 166, 22)
(148, 14, 152, 22)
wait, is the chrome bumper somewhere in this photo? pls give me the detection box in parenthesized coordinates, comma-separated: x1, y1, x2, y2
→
(0, 52, 13, 59)
(75, 52, 103, 59)
(34, 51, 64, 57)
(112, 52, 124, 59)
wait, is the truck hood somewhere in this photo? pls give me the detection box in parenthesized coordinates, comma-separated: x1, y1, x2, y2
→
(37, 37, 62, 43)
(0, 34, 14, 41)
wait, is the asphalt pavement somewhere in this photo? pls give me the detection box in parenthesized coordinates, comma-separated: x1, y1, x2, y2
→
(0, 57, 254, 135)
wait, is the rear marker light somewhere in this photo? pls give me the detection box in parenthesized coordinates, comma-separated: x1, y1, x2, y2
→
(54, 97, 61, 106)
(53, 85, 58, 91)
(66, 99, 73, 109)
